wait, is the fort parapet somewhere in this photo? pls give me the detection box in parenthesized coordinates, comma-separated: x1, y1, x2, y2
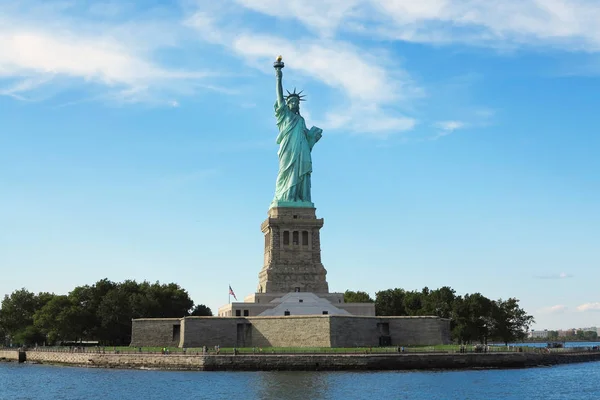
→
(131, 315, 451, 348)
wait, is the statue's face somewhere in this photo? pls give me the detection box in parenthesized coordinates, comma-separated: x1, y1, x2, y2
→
(287, 97, 300, 113)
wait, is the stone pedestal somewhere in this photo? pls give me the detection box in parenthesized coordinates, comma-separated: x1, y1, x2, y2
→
(257, 207, 329, 293)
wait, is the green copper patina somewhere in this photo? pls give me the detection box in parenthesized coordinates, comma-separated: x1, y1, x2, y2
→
(271, 56, 322, 208)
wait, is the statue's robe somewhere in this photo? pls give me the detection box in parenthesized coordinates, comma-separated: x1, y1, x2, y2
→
(273, 101, 322, 203)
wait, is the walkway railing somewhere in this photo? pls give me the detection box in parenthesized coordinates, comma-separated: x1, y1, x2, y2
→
(2, 345, 598, 355)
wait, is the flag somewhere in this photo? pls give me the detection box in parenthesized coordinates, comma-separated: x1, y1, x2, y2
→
(229, 285, 238, 301)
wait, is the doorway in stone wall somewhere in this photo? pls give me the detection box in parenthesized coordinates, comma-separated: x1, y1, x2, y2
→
(236, 323, 252, 348)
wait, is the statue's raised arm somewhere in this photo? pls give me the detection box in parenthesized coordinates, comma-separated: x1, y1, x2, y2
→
(270, 56, 321, 209)
(274, 55, 285, 108)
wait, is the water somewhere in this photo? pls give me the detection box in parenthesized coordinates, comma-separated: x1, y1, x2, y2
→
(1, 361, 599, 400)
(505, 341, 600, 348)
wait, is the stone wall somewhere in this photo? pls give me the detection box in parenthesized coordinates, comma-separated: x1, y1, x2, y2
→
(14, 350, 600, 371)
(329, 316, 451, 347)
(250, 316, 331, 347)
(258, 207, 329, 293)
(180, 316, 332, 348)
(180, 317, 243, 348)
(132, 315, 451, 348)
(329, 316, 381, 347)
(130, 318, 181, 347)
(0, 349, 19, 361)
(25, 350, 205, 369)
(388, 317, 452, 346)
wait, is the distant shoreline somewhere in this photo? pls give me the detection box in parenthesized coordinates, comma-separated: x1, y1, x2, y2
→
(2, 349, 600, 371)
(516, 340, 600, 344)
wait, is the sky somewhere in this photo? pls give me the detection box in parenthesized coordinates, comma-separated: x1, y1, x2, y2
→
(1, 0, 599, 331)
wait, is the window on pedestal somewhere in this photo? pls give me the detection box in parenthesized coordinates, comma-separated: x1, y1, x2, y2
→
(302, 231, 309, 246)
(293, 231, 299, 245)
(265, 230, 271, 248)
(283, 231, 290, 245)
(243, 310, 249, 316)
(235, 310, 241, 317)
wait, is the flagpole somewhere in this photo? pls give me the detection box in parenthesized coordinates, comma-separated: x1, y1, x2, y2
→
(229, 285, 231, 304)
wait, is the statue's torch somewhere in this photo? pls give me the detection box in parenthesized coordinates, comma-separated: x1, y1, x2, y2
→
(273, 55, 284, 70)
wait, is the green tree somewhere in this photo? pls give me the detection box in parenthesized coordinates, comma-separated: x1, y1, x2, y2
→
(0, 280, 202, 346)
(0, 320, 6, 346)
(191, 304, 213, 316)
(422, 286, 456, 319)
(68, 279, 116, 340)
(144, 282, 194, 318)
(97, 286, 134, 345)
(490, 298, 534, 345)
(583, 330, 598, 340)
(0, 289, 55, 345)
(375, 288, 407, 316)
(403, 291, 424, 316)
(95, 280, 194, 344)
(450, 293, 494, 344)
(33, 295, 83, 344)
(13, 326, 46, 346)
(450, 296, 467, 343)
(343, 290, 374, 303)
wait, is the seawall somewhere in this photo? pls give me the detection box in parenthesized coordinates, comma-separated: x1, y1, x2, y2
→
(0, 350, 19, 361)
(5, 350, 600, 371)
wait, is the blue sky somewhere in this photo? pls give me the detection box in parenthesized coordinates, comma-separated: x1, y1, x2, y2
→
(1, 0, 599, 331)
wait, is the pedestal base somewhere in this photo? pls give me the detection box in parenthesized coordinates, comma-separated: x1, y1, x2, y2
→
(270, 200, 315, 208)
(258, 207, 329, 294)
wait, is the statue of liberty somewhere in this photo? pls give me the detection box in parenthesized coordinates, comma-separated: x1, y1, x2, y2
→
(272, 56, 322, 208)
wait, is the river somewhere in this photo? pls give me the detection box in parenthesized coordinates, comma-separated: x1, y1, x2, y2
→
(1, 360, 599, 400)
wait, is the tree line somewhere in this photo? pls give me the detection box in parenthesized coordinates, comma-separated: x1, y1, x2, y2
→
(545, 330, 598, 341)
(1, 281, 533, 347)
(0, 279, 212, 346)
(345, 286, 534, 345)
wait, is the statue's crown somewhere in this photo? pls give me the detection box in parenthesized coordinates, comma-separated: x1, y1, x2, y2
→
(285, 87, 306, 102)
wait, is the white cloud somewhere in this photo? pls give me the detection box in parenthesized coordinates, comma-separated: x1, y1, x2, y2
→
(430, 120, 466, 140)
(540, 305, 568, 314)
(319, 106, 416, 137)
(233, 0, 363, 37)
(186, 8, 421, 136)
(6, 0, 598, 126)
(2, 32, 171, 83)
(577, 302, 600, 312)
(435, 120, 465, 132)
(535, 272, 574, 279)
(0, 3, 210, 103)
(236, 0, 600, 52)
(231, 35, 395, 104)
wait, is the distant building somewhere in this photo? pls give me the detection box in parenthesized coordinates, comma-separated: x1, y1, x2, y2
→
(528, 330, 549, 339)
(557, 329, 576, 337)
(581, 326, 598, 334)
